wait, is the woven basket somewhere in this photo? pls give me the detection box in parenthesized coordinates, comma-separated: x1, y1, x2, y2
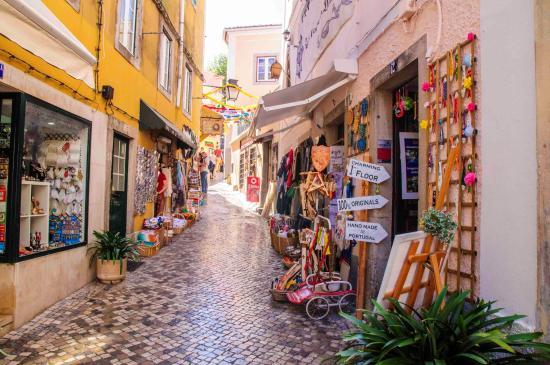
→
(138, 243, 160, 257)
(270, 288, 290, 302)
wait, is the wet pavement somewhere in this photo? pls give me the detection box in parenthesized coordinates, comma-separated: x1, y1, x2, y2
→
(0, 183, 348, 364)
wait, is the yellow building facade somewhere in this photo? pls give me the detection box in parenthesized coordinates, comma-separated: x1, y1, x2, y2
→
(0, 0, 204, 333)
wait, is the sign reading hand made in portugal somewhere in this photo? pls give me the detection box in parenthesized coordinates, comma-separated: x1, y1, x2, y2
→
(337, 195, 388, 212)
(345, 221, 388, 244)
(347, 159, 390, 183)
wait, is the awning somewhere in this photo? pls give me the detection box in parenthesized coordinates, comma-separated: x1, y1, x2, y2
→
(0, 0, 96, 87)
(254, 59, 358, 129)
(253, 130, 273, 143)
(139, 101, 197, 151)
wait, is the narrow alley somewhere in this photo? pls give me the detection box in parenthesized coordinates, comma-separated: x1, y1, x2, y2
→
(0, 184, 347, 365)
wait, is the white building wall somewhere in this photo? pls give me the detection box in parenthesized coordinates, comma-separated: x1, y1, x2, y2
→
(480, 0, 538, 328)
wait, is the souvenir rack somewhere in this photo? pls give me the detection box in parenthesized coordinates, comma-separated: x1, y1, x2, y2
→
(424, 36, 478, 297)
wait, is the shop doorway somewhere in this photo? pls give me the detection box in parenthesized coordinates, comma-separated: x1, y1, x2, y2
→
(109, 134, 129, 236)
(392, 78, 419, 236)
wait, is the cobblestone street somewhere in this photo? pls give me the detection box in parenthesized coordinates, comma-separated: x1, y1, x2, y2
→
(0, 183, 348, 365)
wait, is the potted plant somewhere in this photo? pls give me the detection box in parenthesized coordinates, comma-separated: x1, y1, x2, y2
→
(336, 288, 550, 364)
(87, 231, 139, 284)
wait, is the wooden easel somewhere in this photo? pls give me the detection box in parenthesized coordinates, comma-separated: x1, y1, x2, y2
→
(386, 146, 459, 311)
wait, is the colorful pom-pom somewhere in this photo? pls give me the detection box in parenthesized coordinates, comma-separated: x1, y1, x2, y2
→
(422, 82, 431, 92)
(420, 119, 429, 129)
(463, 76, 473, 90)
(464, 172, 477, 186)
(467, 102, 476, 112)
(424, 101, 430, 109)
(467, 32, 476, 42)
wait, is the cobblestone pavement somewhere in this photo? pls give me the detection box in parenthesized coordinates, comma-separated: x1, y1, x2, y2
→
(0, 183, 349, 365)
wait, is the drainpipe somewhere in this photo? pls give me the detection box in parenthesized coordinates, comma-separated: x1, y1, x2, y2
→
(176, 0, 185, 108)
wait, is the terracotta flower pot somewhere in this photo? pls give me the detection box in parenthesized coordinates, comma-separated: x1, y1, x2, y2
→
(96, 258, 127, 284)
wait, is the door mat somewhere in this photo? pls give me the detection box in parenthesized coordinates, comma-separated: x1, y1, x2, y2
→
(127, 261, 145, 272)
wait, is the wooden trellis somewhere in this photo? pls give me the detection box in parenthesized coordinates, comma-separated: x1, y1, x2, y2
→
(425, 38, 478, 297)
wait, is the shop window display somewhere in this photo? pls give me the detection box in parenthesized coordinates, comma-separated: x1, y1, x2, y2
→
(0, 99, 12, 255)
(19, 100, 89, 256)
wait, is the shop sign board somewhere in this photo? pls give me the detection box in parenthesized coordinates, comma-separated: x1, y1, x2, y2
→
(345, 221, 388, 243)
(337, 195, 388, 212)
(246, 176, 260, 203)
(347, 159, 390, 183)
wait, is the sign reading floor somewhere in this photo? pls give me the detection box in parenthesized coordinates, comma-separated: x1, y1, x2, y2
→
(337, 195, 388, 212)
(347, 159, 390, 183)
(345, 221, 388, 243)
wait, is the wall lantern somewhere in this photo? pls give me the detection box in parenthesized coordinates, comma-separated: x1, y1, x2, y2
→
(283, 29, 291, 42)
(224, 79, 241, 102)
(270, 61, 283, 80)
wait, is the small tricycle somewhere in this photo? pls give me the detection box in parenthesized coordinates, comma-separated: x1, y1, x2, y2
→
(287, 273, 357, 320)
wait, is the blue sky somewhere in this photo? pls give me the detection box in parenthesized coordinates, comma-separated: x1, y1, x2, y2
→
(204, 0, 284, 68)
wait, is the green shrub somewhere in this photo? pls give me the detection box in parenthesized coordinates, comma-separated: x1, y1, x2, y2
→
(420, 208, 458, 245)
(336, 288, 550, 364)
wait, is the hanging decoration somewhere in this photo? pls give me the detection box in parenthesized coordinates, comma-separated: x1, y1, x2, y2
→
(346, 97, 370, 157)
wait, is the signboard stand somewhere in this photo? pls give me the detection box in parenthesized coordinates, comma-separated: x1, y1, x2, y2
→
(355, 153, 370, 319)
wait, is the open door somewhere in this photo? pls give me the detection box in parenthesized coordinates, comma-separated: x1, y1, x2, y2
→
(392, 78, 419, 237)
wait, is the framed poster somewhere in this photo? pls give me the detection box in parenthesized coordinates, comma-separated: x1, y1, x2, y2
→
(399, 132, 419, 200)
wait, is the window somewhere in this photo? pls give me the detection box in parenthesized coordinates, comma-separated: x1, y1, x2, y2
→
(111, 138, 127, 192)
(0, 99, 12, 256)
(118, 0, 138, 55)
(256, 56, 276, 82)
(158, 28, 172, 93)
(183, 65, 193, 114)
(19, 98, 90, 258)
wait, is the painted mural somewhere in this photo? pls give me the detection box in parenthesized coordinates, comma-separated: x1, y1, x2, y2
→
(295, 0, 355, 81)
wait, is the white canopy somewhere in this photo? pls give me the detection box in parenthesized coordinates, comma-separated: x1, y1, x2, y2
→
(0, 0, 96, 87)
(254, 59, 358, 129)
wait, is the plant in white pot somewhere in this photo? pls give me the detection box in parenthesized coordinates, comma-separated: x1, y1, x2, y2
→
(88, 231, 139, 284)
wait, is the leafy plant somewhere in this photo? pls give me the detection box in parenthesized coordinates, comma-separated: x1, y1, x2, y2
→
(208, 53, 227, 82)
(336, 288, 550, 364)
(87, 231, 139, 273)
(420, 207, 458, 245)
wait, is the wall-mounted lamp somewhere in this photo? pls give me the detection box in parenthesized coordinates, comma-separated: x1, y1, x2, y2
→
(283, 29, 291, 42)
(270, 61, 283, 79)
(224, 79, 241, 102)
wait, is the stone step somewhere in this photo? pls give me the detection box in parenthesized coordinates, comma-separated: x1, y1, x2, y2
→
(0, 315, 13, 337)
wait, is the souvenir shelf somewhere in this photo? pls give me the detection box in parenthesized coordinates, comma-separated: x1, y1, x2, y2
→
(424, 35, 478, 297)
(19, 180, 50, 253)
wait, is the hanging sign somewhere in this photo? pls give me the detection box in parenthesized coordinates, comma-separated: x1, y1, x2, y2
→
(347, 159, 390, 183)
(246, 176, 260, 202)
(337, 195, 388, 212)
(345, 221, 388, 243)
